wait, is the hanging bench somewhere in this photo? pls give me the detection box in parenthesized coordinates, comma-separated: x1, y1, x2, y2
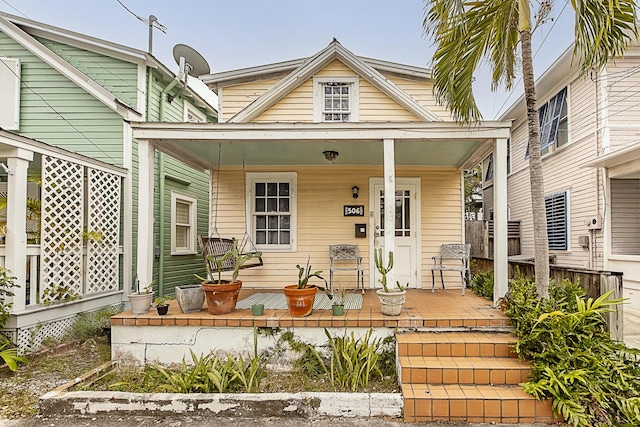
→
(198, 235, 264, 273)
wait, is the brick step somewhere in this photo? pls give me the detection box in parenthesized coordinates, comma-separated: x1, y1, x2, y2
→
(400, 356, 530, 385)
(396, 331, 518, 358)
(402, 384, 557, 423)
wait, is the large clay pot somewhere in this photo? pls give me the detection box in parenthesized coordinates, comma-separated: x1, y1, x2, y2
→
(376, 289, 407, 316)
(283, 285, 317, 317)
(176, 284, 205, 313)
(201, 280, 242, 315)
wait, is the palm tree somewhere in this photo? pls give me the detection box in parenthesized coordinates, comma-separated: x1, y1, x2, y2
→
(423, 0, 637, 298)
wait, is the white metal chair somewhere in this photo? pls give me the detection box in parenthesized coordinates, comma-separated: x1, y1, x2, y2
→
(431, 243, 471, 295)
(329, 244, 364, 294)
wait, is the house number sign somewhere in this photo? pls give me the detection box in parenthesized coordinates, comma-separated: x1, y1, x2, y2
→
(343, 205, 365, 216)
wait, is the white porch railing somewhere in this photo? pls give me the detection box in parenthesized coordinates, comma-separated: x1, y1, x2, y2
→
(0, 245, 124, 309)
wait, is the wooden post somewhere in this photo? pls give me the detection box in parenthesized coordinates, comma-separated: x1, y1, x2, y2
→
(383, 138, 396, 286)
(136, 139, 155, 291)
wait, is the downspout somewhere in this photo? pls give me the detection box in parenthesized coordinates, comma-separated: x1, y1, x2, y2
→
(156, 69, 186, 297)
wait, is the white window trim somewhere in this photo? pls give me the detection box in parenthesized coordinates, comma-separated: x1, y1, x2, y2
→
(170, 191, 197, 255)
(183, 100, 207, 123)
(0, 57, 21, 130)
(245, 172, 297, 252)
(313, 76, 359, 122)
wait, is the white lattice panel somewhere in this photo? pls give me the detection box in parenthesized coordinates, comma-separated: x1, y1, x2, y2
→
(86, 168, 121, 293)
(40, 156, 84, 304)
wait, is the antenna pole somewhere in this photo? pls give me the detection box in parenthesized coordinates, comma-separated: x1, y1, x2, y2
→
(148, 15, 157, 53)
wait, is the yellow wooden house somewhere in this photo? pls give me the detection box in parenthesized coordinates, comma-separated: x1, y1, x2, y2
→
(132, 39, 511, 297)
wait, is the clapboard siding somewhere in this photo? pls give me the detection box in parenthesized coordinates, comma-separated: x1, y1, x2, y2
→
(388, 75, 452, 120)
(209, 166, 462, 288)
(220, 78, 281, 122)
(37, 37, 139, 108)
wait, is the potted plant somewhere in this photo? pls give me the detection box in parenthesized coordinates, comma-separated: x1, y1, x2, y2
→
(127, 276, 154, 315)
(195, 240, 261, 315)
(374, 249, 407, 316)
(283, 257, 331, 317)
(331, 284, 348, 316)
(154, 297, 170, 315)
(175, 284, 205, 313)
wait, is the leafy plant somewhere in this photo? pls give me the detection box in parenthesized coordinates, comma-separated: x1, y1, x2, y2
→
(505, 276, 640, 426)
(0, 338, 28, 372)
(154, 297, 168, 307)
(295, 257, 326, 289)
(324, 328, 383, 391)
(0, 267, 17, 329)
(65, 306, 121, 341)
(332, 283, 348, 307)
(131, 275, 154, 295)
(470, 270, 494, 299)
(41, 283, 82, 306)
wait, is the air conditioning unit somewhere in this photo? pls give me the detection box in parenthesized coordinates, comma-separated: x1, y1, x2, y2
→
(587, 215, 602, 230)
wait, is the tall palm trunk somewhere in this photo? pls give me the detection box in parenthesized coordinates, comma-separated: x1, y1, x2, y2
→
(520, 29, 550, 299)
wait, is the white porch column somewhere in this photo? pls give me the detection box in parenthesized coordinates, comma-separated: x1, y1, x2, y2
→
(5, 150, 33, 312)
(383, 138, 396, 285)
(493, 138, 509, 301)
(136, 139, 155, 291)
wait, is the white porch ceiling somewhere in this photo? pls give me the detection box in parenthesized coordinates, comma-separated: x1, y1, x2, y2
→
(131, 122, 511, 171)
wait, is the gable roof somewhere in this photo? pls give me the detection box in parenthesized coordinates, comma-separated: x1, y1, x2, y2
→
(220, 39, 441, 123)
(0, 12, 217, 119)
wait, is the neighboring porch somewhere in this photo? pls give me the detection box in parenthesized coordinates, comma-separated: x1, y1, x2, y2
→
(0, 130, 128, 352)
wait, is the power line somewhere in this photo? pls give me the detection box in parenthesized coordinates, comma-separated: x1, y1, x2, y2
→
(0, 58, 121, 166)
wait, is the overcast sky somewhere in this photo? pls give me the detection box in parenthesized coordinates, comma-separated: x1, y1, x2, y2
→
(0, 0, 575, 119)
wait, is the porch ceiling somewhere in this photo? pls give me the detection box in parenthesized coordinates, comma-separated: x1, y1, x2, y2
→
(131, 121, 511, 171)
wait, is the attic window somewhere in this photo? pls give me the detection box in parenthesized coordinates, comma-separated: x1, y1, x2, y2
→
(313, 76, 359, 122)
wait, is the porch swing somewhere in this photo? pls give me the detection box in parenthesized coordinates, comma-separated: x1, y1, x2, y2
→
(198, 144, 263, 273)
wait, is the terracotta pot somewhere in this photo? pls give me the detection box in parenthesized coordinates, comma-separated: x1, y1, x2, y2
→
(201, 280, 242, 315)
(283, 285, 317, 317)
(376, 289, 407, 316)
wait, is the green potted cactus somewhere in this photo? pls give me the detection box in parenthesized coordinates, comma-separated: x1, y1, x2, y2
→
(374, 249, 407, 316)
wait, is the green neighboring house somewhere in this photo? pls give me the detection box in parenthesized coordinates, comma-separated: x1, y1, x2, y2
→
(0, 12, 215, 350)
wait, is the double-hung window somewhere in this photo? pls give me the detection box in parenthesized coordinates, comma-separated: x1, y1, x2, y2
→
(171, 192, 197, 255)
(483, 154, 494, 182)
(313, 76, 359, 122)
(247, 172, 297, 251)
(545, 191, 568, 250)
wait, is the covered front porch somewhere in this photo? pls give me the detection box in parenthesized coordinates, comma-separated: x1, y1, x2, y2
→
(131, 121, 512, 301)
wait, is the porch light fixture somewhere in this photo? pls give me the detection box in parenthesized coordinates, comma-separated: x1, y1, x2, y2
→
(323, 150, 339, 162)
(352, 185, 359, 199)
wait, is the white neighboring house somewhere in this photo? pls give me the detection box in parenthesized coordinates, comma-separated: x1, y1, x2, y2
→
(482, 43, 640, 346)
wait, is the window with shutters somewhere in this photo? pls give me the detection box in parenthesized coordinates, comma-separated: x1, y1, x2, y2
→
(0, 57, 21, 130)
(526, 87, 568, 158)
(171, 192, 197, 255)
(313, 76, 359, 122)
(545, 191, 568, 250)
(246, 172, 297, 252)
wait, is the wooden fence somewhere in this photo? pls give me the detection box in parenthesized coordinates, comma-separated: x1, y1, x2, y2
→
(472, 257, 624, 341)
(465, 220, 521, 258)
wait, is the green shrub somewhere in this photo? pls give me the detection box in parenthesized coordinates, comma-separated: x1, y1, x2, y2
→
(325, 328, 383, 391)
(470, 270, 494, 299)
(65, 306, 121, 341)
(504, 276, 640, 426)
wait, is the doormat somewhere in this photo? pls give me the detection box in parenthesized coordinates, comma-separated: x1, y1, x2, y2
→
(236, 293, 363, 310)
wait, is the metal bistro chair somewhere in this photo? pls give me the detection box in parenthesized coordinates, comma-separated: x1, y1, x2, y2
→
(431, 243, 471, 295)
(329, 244, 365, 294)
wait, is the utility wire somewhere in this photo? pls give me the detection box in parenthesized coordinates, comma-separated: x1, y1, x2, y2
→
(115, 0, 167, 33)
(0, 58, 121, 166)
(492, 0, 570, 119)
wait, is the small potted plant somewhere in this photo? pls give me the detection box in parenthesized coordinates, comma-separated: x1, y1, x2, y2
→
(195, 240, 262, 315)
(283, 257, 331, 317)
(331, 284, 348, 316)
(127, 276, 154, 315)
(375, 249, 407, 316)
(154, 297, 170, 315)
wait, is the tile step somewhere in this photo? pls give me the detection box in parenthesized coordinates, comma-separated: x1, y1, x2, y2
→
(400, 356, 530, 385)
(402, 384, 557, 423)
(397, 331, 518, 358)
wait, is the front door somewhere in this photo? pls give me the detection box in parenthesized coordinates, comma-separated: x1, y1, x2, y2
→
(370, 178, 420, 288)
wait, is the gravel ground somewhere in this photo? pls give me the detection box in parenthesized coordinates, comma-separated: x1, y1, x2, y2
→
(0, 337, 111, 420)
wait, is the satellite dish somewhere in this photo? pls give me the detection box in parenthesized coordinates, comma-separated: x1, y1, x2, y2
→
(173, 44, 210, 77)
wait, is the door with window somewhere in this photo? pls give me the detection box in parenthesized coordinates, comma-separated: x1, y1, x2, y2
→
(370, 178, 420, 288)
